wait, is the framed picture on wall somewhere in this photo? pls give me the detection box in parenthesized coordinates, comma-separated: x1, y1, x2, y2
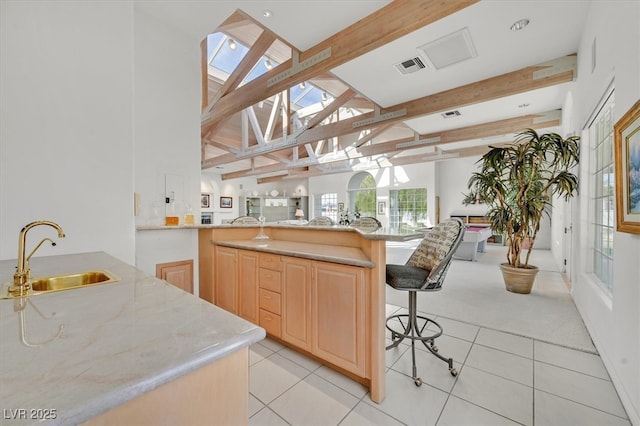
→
(614, 99, 640, 234)
(201, 193, 210, 209)
(220, 196, 233, 208)
(338, 202, 344, 212)
(378, 201, 386, 215)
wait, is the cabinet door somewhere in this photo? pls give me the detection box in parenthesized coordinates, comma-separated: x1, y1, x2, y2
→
(237, 249, 259, 323)
(312, 261, 366, 376)
(156, 260, 193, 294)
(281, 257, 312, 351)
(214, 246, 237, 314)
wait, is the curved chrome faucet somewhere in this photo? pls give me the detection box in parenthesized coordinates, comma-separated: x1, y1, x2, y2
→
(10, 221, 65, 296)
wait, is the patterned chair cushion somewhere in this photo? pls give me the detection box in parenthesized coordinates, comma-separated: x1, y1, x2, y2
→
(406, 219, 463, 276)
(308, 216, 334, 226)
(351, 216, 382, 232)
(231, 216, 259, 224)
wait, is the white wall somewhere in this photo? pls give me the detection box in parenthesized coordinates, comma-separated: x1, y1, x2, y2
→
(571, 1, 640, 423)
(1, 2, 205, 292)
(133, 7, 201, 281)
(0, 1, 135, 264)
(436, 156, 485, 219)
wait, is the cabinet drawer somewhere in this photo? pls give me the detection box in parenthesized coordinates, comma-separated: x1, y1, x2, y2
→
(259, 288, 281, 315)
(259, 268, 281, 293)
(259, 309, 281, 338)
(259, 253, 282, 271)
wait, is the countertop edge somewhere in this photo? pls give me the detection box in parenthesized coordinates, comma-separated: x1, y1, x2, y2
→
(66, 327, 265, 425)
(214, 240, 376, 268)
(136, 224, 423, 241)
(0, 252, 266, 426)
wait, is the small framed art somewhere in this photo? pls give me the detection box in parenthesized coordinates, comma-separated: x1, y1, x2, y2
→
(220, 196, 233, 208)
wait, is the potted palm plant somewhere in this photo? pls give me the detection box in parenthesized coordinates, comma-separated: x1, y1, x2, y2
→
(463, 128, 580, 294)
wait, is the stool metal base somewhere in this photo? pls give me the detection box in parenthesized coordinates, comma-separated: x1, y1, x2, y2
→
(385, 291, 457, 386)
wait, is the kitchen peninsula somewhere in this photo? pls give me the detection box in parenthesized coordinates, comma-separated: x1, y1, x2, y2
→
(198, 223, 423, 403)
(0, 252, 265, 425)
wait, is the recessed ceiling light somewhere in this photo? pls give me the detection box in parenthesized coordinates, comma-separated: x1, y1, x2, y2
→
(263, 10, 272, 18)
(510, 18, 530, 32)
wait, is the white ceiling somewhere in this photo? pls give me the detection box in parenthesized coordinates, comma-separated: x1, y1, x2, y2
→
(136, 0, 591, 174)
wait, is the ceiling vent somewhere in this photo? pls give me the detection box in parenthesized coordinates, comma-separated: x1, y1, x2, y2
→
(418, 27, 477, 70)
(394, 57, 426, 75)
(441, 110, 461, 119)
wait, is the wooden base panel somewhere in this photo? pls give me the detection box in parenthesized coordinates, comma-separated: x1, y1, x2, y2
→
(265, 334, 372, 390)
(82, 349, 249, 426)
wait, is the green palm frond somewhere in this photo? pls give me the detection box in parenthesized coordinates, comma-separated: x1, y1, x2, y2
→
(462, 129, 580, 268)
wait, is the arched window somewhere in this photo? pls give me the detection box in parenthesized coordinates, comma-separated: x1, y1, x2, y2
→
(347, 172, 377, 217)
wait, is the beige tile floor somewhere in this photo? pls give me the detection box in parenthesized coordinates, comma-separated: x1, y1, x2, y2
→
(248, 305, 630, 426)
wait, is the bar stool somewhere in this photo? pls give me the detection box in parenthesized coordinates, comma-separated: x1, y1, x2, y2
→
(385, 218, 465, 386)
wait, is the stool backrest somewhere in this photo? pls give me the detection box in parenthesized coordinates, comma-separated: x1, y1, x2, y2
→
(308, 216, 334, 226)
(351, 216, 382, 232)
(231, 216, 260, 224)
(406, 218, 465, 289)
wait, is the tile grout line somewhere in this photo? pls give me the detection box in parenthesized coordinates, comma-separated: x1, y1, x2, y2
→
(437, 325, 528, 425)
(388, 301, 599, 356)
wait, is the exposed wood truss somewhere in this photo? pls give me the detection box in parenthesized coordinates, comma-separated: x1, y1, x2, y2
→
(200, 0, 576, 182)
(221, 110, 561, 181)
(202, 0, 479, 135)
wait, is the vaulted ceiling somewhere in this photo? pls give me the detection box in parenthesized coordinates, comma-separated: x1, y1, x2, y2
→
(137, 0, 590, 183)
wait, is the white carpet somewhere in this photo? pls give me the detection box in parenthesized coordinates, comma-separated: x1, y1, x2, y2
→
(385, 241, 596, 353)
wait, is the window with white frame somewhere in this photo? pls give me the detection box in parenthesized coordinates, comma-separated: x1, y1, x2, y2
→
(313, 193, 338, 222)
(389, 187, 429, 231)
(589, 90, 615, 293)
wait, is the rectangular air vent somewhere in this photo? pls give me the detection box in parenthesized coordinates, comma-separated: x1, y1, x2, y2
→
(394, 57, 426, 75)
(441, 110, 461, 118)
(419, 27, 477, 70)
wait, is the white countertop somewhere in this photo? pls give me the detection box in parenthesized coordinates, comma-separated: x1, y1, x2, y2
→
(0, 252, 265, 425)
(137, 223, 424, 241)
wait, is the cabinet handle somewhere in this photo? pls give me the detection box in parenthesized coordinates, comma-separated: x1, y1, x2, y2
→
(264, 315, 272, 321)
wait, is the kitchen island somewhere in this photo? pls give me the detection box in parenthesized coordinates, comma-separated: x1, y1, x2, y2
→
(0, 251, 265, 425)
(198, 224, 423, 404)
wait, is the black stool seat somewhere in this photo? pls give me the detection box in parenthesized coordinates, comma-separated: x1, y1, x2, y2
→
(385, 218, 465, 386)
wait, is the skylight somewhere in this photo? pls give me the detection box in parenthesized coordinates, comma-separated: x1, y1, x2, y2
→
(206, 32, 336, 111)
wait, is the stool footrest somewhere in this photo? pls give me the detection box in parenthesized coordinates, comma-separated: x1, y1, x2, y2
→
(385, 310, 456, 379)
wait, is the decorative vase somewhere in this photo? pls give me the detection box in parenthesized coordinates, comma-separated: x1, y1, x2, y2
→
(499, 263, 539, 294)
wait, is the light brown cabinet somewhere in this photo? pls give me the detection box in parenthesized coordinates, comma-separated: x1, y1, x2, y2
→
(199, 227, 387, 403)
(282, 257, 312, 351)
(213, 246, 259, 323)
(276, 256, 368, 376)
(156, 259, 193, 294)
(258, 253, 282, 337)
(238, 250, 259, 323)
(312, 261, 366, 376)
(211, 246, 368, 377)
(214, 246, 237, 314)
